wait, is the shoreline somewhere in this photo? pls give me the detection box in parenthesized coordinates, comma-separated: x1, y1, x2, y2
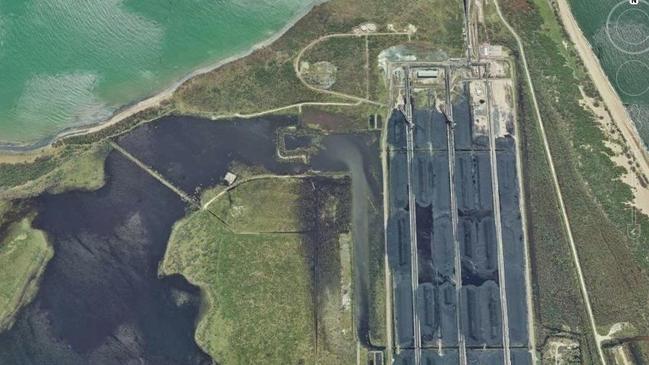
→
(556, 0, 649, 177)
(0, 0, 325, 161)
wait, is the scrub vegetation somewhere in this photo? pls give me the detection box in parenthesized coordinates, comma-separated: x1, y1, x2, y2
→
(302, 103, 385, 132)
(161, 176, 355, 364)
(301, 36, 367, 97)
(484, 0, 649, 360)
(0, 216, 52, 332)
(173, 0, 465, 118)
(0, 143, 110, 200)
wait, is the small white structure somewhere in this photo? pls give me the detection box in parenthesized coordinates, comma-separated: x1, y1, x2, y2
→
(416, 68, 439, 79)
(480, 43, 504, 58)
(224, 172, 237, 185)
(353, 22, 378, 34)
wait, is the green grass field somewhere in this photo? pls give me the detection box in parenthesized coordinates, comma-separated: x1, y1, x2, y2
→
(162, 176, 355, 364)
(0, 217, 53, 332)
(208, 177, 304, 233)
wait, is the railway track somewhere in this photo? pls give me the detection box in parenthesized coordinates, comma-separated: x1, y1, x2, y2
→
(403, 68, 422, 365)
(443, 67, 468, 365)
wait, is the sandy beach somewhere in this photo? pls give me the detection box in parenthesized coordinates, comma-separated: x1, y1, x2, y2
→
(556, 0, 649, 213)
(0, 0, 325, 162)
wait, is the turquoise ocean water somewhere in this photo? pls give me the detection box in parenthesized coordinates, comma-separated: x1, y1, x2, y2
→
(0, 0, 313, 147)
(569, 0, 649, 148)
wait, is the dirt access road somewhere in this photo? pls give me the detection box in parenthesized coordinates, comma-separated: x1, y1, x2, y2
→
(492, 0, 608, 364)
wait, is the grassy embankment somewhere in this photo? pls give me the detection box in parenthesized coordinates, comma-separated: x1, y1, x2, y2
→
(0, 217, 53, 332)
(162, 177, 355, 364)
(364, 144, 388, 347)
(486, 0, 649, 360)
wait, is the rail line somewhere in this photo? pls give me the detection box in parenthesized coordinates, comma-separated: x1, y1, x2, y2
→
(443, 66, 468, 365)
(485, 81, 512, 365)
(403, 67, 422, 365)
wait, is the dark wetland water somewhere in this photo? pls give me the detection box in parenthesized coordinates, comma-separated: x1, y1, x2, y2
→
(0, 152, 211, 365)
(0, 115, 381, 364)
(116, 116, 303, 194)
(311, 134, 383, 348)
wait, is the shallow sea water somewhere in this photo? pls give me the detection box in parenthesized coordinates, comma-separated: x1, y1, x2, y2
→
(0, 0, 314, 145)
(569, 0, 649, 147)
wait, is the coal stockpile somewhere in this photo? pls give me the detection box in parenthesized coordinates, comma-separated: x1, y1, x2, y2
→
(455, 151, 498, 277)
(386, 79, 531, 363)
(393, 350, 459, 365)
(454, 148, 502, 348)
(460, 283, 502, 347)
(390, 151, 409, 211)
(388, 196, 415, 347)
(413, 109, 448, 151)
(511, 349, 533, 365)
(387, 111, 416, 348)
(453, 84, 489, 150)
(389, 111, 408, 149)
(467, 349, 504, 365)
(421, 349, 459, 365)
(412, 106, 460, 347)
(431, 153, 454, 279)
(453, 91, 473, 151)
(416, 283, 457, 346)
(459, 215, 498, 285)
(496, 145, 529, 347)
(388, 115, 415, 347)
(455, 152, 493, 212)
